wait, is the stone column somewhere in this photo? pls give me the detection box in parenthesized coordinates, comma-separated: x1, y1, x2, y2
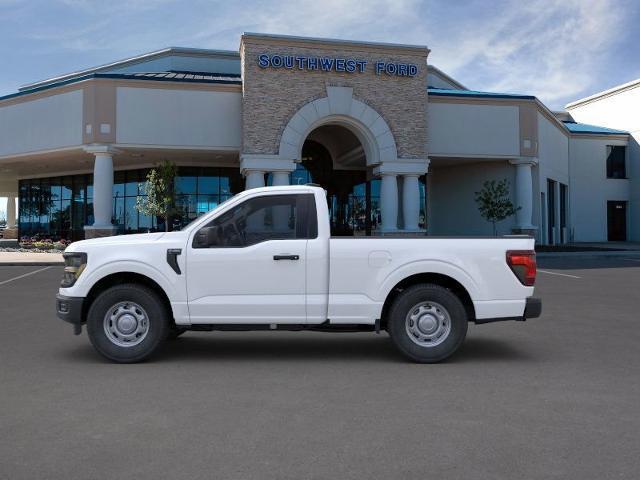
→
(245, 170, 265, 190)
(380, 173, 398, 232)
(84, 145, 118, 238)
(509, 158, 538, 234)
(402, 174, 420, 231)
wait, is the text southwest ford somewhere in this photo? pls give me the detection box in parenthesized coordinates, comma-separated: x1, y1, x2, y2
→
(56, 185, 541, 363)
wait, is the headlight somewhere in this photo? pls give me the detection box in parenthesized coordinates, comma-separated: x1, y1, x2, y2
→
(61, 252, 87, 288)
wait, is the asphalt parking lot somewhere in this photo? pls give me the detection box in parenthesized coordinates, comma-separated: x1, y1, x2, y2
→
(1, 258, 639, 479)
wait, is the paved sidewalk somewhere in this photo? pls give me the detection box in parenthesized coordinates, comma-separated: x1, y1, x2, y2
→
(0, 251, 64, 265)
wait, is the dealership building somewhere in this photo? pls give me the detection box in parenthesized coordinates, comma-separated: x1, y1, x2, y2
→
(0, 33, 637, 243)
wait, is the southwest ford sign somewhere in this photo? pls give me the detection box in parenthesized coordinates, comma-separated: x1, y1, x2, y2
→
(257, 54, 418, 77)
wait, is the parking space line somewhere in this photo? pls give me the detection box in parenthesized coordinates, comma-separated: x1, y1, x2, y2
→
(0, 266, 52, 286)
(538, 269, 581, 279)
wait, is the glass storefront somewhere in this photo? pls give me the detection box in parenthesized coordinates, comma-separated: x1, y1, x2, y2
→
(19, 174, 93, 241)
(19, 163, 425, 240)
(19, 167, 243, 240)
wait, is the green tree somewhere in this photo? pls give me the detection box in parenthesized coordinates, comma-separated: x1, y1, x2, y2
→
(474, 179, 520, 236)
(135, 160, 178, 232)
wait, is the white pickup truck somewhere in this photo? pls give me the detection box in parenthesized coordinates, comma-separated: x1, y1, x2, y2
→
(56, 185, 540, 363)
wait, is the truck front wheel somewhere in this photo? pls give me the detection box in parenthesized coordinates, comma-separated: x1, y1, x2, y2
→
(387, 284, 468, 363)
(86, 284, 170, 363)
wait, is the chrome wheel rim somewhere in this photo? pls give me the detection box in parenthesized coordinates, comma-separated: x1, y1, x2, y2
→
(103, 302, 149, 347)
(405, 301, 451, 347)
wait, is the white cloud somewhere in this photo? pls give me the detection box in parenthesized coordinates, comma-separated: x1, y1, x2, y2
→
(426, 0, 631, 108)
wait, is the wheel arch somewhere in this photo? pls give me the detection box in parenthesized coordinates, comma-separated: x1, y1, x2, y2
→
(82, 272, 174, 324)
(380, 273, 476, 328)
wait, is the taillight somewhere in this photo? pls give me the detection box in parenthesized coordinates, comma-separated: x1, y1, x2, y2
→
(506, 250, 536, 286)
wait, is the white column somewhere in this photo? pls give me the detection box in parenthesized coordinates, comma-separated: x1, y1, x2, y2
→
(272, 171, 290, 186)
(6, 196, 16, 229)
(83, 146, 118, 237)
(402, 175, 420, 231)
(380, 173, 398, 232)
(510, 158, 537, 230)
(92, 152, 115, 228)
(245, 170, 265, 190)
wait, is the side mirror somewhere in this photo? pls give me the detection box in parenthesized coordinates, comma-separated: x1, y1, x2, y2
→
(195, 226, 218, 248)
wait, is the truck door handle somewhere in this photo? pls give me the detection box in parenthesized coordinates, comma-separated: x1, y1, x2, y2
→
(273, 254, 299, 261)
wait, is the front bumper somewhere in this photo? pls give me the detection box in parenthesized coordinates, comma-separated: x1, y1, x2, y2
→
(56, 294, 85, 334)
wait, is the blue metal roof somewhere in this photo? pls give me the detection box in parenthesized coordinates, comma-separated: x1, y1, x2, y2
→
(0, 71, 242, 102)
(427, 87, 536, 100)
(562, 121, 628, 135)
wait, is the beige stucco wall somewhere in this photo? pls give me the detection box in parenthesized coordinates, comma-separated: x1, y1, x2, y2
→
(240, 35, 429, 160)
(116, 86, 242, 148)
(427, 102, 520, 157)
(0, 90, 83, 157)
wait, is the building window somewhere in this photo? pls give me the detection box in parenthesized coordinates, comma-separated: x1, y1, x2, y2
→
(18, 167, 243, 241)
(19, 175, 92, 242)
(606, 146, 626, 179)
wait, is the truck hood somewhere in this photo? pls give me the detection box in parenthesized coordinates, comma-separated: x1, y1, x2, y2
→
(65, 232, 168, 251)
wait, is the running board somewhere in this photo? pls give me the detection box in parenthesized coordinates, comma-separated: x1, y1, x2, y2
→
(185, 321, 376, 333)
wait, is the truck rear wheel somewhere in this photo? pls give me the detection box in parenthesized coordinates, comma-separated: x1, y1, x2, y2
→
(86, 283, 170, 363)
(387, 283, 468, 363)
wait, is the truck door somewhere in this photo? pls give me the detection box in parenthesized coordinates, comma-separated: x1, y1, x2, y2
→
(186, 192, 314, 324)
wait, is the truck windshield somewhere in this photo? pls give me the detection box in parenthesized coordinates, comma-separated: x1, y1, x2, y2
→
(180, 194, 238, 231)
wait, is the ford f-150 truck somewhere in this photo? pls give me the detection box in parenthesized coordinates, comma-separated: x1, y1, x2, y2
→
(56, 185, 541, 363)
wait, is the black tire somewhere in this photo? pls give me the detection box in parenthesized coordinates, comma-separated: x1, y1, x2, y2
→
(387, 283, 468, 363)
(86, 283, 170, 363)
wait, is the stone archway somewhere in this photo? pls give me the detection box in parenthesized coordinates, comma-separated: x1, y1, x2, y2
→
(241, 85, 429, 233)
(278, 86, 398, 166)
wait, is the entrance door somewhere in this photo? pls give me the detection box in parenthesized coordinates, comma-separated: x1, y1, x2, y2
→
(186, 193, 312, 324)
(299, 139, 371, 235)
(607, 201, 627, 241)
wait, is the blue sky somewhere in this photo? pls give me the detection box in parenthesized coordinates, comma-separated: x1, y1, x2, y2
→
(1, 0, 639, 108)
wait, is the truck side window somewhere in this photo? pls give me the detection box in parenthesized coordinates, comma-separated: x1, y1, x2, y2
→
(196, 194, 311, 248)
